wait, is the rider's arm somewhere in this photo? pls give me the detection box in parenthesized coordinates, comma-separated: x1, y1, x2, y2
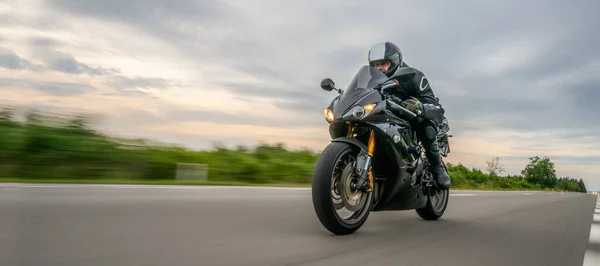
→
(408, 69, 446, 124)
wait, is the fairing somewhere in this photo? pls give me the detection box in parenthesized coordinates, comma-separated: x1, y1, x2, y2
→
(331, 65, 390, 118)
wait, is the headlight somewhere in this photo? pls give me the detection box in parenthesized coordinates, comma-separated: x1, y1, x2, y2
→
(324, 108, 334, 122)
(347, 103, 377, 119)
(351, 106, 365, 119)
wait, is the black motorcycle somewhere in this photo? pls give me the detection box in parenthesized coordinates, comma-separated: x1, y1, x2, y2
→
(311, 65, 452, 235)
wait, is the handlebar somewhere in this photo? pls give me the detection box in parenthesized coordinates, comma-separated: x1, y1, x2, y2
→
(386, 99, 418, 119)
(374, 82, 420, 120)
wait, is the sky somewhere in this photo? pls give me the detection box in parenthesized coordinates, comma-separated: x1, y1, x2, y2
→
(1, 0, 599, 190)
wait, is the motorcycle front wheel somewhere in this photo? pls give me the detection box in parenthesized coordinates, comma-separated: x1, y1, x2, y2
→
(311, 142, 374, 235)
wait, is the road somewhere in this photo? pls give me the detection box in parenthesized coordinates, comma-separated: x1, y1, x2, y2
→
(1, 183, 598, 266)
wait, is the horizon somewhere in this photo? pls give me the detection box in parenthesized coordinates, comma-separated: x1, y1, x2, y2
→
(1, 0, 599, 190)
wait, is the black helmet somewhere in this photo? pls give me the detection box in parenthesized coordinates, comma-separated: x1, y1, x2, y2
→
(368, 42, 403, 77)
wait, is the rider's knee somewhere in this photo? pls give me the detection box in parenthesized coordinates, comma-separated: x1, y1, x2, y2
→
(417, 120, 438, 141)
(424, 125, 437, 140)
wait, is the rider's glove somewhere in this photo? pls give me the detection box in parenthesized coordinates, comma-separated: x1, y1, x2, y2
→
(401, 98, 423, 115)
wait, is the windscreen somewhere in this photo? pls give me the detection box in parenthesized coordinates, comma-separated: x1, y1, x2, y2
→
(332, 65, 389, 115)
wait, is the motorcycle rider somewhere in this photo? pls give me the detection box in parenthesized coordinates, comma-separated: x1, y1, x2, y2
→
(368, 42, 451, 190)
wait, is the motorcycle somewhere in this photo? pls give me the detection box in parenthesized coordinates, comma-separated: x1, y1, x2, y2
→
(311, 65, 452, 235)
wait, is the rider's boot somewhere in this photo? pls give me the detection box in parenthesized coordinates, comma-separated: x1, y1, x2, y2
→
(421, 125, 451, 190)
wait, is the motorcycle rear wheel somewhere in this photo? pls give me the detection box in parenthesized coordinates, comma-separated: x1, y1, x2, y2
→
(416, 163, 449, 220)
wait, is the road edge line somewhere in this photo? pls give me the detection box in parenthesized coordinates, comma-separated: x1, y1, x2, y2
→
(583, 195, 600, 266)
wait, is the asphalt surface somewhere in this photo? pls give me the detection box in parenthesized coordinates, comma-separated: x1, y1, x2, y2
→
(1, 183, 598, 266)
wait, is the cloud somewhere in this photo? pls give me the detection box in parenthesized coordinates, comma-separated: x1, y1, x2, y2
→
(37, 48, 119, 76)
(0, 47, 31, 70)
(35, 83, 95, 96)
(29, 36, 61, 47)
(2, 0, 600, 189)
(43, 0, 229, 51)
(99, 99, 326, 135)
(105, 75, 179, 91)
(0, 77, 96, 96)
(0, 46, 180, 97)
(43, 0, 599, 137)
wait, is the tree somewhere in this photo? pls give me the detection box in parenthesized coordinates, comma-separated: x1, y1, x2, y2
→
(0, 108, 14, 122)
(485, 156, 505, 177)
(467, 168, 489, 183)
(25, 110, 41, 125)
(578, 178, 587, 193)
(68, 116, 87, 131)
(521, 156, 557, 189)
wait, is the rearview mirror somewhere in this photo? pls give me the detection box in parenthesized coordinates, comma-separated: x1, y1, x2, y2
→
(320, 78, 336, 92)
(391, 67, 416, 81)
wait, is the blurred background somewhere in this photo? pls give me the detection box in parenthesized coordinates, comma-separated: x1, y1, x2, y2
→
(0, 0, 598, 192)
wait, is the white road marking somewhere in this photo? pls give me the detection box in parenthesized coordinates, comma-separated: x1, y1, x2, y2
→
(583, 249, 600, 266)
(0, 183, 474, 196)
(0, 183, 310, 190)
(594, 214, 600, 222)
(0, 183, 582, 199)
(583, 197, 600, 266)
(0, 183, 570, 194)
(589, 224, 600, 245)
(0, 183, 529, 190)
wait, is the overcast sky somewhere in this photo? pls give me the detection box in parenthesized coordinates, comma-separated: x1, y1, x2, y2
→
(1, 0, 599, 190)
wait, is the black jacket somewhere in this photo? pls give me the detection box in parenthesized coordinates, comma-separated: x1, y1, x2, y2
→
(388, 62, 446, 124)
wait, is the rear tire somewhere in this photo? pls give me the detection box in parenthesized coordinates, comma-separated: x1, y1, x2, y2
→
(416, 163, 449, 220)
(416, 187, 449, 220)
(311, 142, 373, 235)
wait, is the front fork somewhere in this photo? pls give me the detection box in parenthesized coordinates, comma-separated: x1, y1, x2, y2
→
(349, 123, 375, 192)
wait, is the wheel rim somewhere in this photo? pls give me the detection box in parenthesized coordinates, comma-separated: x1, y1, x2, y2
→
(423, 167, 448, 213)
(330, 149, 372, 225)
(429, 187, 448, 213)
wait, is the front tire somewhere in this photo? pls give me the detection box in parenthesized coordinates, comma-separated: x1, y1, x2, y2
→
(311, 142, 373, 235)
